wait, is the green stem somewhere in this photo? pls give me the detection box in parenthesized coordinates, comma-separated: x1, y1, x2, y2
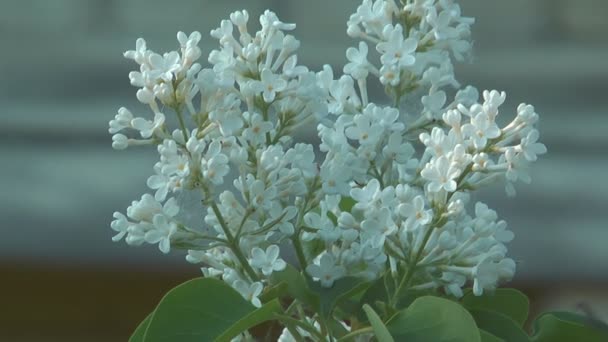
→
(275, 314, 325, 341)
(389, 222, 435, 308)
(292, 237, 308, 271)
(337, 327, 373, 342)
(174, 106, 190, 142)
(234, 207, 254, 240)
(291, 176, 321, 269)
(389, 163, 475, 307)
(260, 100, 272, 146)
(210, 202, 259, 282)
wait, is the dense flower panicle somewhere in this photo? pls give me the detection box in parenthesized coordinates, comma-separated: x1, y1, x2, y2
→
(109, 0, 546, 315)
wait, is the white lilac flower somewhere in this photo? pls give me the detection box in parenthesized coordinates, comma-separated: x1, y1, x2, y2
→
(472, 257, 516, 296)
(145, 214, 178, 254)
(320, 163, 353, 195)
(328, 75, 361, 114)
(420, 127, 456, 157)
(306, 253, 346, 287)
(421, 156, 462, 193)
(110, 2, 546, 305)
(111, 133, 128, 150)
(243, 113, 273, 145)
(399, 195, 432, 231)
(148, 51, 181, 82)
(177, 31, 202, 63)
(350, 179, 381, 211)
(344, 41, 371, 80)
(503, 148, 531, 184)
(250, 245, 286, 276)
(383, 132, 415, 164)
(482, 90, 507, 120)
(304, 212, 341, 244)
(462, 111, 501, 149)
(109, 107, 134, 134)
(379, 64, 400, 86)
(131, 112, 166, 139)
(455, 86, 479, 107)
(519, 129, 547, 162)
(202, 141, 230, 185)
(124, 38, 148, 64)
(110, 212, 130, 242)
(257, 68, 287, 103)
(249, 179, 277, 210)
(422, 91, 447, 118)
(345, 113, 381, 145)
(377, 24, 417, 68)
(233, 281, 263, 308)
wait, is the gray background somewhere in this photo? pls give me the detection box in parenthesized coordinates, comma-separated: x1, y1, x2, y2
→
(1, 0, 607, 339)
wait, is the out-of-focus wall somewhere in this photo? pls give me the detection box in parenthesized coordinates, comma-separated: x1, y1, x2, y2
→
(1, 0, 607, 340)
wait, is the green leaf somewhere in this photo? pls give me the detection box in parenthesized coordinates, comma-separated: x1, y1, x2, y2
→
(129, 312, 153, 342)
(216, 299, 282, 342)
(259, 281, 288, 303)
(386, 296, 481, 342)
(327, 317, 350, 338)
(480, 329, 504, 342)
(462, 288, 529, 326)
(270, 264, 319, 309)
(143, 278, 273, 342)
(468, 309, 530, 342)
(363, 304, 395, 342)
(302, 238, 326, 261)
(308, 276, 371, 318)
(531, 311, 608, 342)
(359, 276, 389, 312)
(339, 197, 357, 213)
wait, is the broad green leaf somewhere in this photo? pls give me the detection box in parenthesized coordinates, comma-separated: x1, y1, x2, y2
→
(129, 312, 153, 342)
(308, 276, 371, 318)
(468, 309, 529, 342)
(270, 264, 318, 309)
(480, 329, 504, 342)
(550, 312, 608, 331)
(216, 299, 282, 342)
(363, 304, 395, 342)
(531, 311, 608, 342)
(462, 288, 529, 326)
(144, 278, 258, 342)
(386, 296, 481, 342)
(259, 281, 288, 303)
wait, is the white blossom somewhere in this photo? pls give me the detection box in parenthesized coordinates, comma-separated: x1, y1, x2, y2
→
(109, 1, 546, 311)
(421, 156, 461, 192)
(306, 253, 346, 287)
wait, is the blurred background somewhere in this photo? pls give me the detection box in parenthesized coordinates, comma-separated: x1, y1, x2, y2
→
(1, 0, 607, 340)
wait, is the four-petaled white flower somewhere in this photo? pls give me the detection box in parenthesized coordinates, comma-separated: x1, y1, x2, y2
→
(421, 156, 462, 192)
(462, 111, 501, 149)
(131, 113, 166, 139)
(257, 68, 287, 103)
(399, 195, 432, 231)
(306, 253, 346, 287)
(472, 258, 515, 296)
(344, 41, 370, 80)
(233, 281, 264, 308)
(250, 245, 286, 276)
(243, 113, 273, 145)
(519, 129, 547, 161)
(345, 114, 381, 145)
(378, 24, 417, 68)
